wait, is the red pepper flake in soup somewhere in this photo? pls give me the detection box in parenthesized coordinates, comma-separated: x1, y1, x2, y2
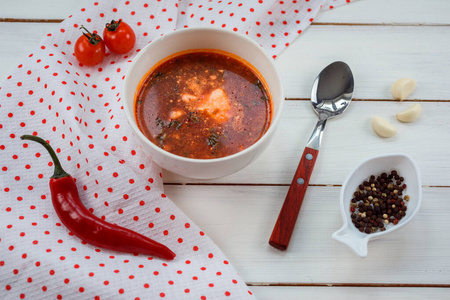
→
(135, 50, 272, 159)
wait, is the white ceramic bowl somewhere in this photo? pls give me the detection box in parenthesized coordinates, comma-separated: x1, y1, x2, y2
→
(124, 28, 284, 179)
(332, 153, 422, 257)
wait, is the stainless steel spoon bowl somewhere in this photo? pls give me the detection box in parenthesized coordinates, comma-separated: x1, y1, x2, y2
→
(269, 61, 354, 251)
(307, 61, 354, 149)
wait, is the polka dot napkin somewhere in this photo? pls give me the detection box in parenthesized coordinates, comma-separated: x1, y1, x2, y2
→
(0, 0, 355, 299)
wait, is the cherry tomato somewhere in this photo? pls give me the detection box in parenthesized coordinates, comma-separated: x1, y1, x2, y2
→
(103, 19, 136, 54)
(74, 26, 105, 66)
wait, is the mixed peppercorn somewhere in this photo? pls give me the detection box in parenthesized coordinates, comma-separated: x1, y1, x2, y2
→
(350, 170, 410, 234)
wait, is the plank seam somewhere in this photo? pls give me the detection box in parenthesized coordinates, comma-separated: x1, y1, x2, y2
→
(246, 283, 450, 288)
(313, 22, 450, 27)
(285, 98, 450, 102)
(1, 18, 450, 27)
(164, 183, 449, 188)
(0, 18, 62, 23)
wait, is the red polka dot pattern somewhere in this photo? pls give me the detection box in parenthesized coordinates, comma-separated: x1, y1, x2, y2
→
(0, 0, 353, 298)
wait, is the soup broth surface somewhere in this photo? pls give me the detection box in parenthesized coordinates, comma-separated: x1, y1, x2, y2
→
(135, 50, 272, 159)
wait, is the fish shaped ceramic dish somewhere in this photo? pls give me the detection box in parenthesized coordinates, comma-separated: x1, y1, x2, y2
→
(332, 153, 422, 257)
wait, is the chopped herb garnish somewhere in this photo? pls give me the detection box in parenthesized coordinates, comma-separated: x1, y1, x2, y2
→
(155, 71, 164, 78)
(156, 117, 165, 127)
(156, 132, 166, 146)
(207, 132, 220, 147)
(254, 80, 263, 88)
(168, 120, 182, 130)
(188, 112, 200, 124)
(261, 95, 269, 101)
(156, 117, 182, 130)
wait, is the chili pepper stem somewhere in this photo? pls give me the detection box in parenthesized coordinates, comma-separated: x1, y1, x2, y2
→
(20, 135, 70, 179)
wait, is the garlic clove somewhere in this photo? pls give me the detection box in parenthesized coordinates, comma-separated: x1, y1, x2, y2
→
(396, 103, 421, 123)
(392, 78, 416, 101)
(372, 116, 397, 138)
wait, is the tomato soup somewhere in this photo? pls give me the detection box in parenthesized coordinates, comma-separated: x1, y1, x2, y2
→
(135, 50, 272, 159)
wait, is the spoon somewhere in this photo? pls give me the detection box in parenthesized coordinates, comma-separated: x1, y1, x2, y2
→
(269, 61, 354, 250)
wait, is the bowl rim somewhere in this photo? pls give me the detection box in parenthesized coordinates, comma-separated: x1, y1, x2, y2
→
(339, 153, 422, 239)
(123, 27, 285, 164)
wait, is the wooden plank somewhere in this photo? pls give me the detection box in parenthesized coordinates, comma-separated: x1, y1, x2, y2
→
(277, 25, 450, 99)
(1, 23, 448, 100)
(164, 100, 450, 186)
(0, 23, 57, 82)
(0, 0, 88, 20)
(316, 0, 450, 25)
(167, 185, 450, 284)
(250, 286, 450, 300)
(1, 0, 449, 25)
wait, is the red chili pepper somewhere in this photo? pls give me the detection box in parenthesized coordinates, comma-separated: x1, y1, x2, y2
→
(21, 135, 176, 260)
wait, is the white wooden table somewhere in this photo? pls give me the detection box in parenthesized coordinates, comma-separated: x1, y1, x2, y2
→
(1, 0, 449, 299)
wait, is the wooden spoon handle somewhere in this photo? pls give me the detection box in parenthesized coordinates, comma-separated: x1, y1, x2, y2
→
(269, 147, 319, 250)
